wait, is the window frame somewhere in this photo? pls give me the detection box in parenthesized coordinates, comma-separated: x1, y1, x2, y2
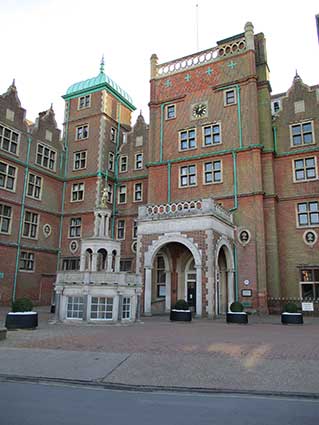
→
(107, 183, 113, 203)
(22, 210, 39, 240)
(202, 123, 222, 147)
(71, 182, 85, 202)
(118, 185, 127, 204)
(0, 124, 20, 156)
(299, 268, 319, 300)
(110, 127, 117, 143)
(78, 94, 91, 110)
(134, 153, 143, 170)
(36, 143, 57, 172)
(117, 219, 125, 240)
(19, 251, 35, 272)
(108, 152, 115, 171)
(119, 155, 128, 173)
(224, 89, 237, 106)
(73, 150, 87, 171)
(133, 182, 143, 202)
(67, 296, 84, 320)
(26, 173, 42, 200)
(179, 128, 197, 151)
(203, 160, 223, 185)
(292, 156, 318, 183)
(122, 297, 131, 320)
(0, 204, 12, 234)
(296, 201, 319, 228)
(179, 164, 197, 188)
(290, 121, 315, 148)
(132, 219, 137, 239)
(75, 124, 89, 141)
(69, 217, 82, 239)
(166, 104, 176, 120)
(90, 296, 113, 320)
(0, 160, 17, 192)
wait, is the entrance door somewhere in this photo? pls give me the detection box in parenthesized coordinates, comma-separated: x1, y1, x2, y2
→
(186, 272, 196, 312)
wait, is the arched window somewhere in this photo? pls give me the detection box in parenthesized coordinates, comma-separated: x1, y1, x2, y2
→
(112, 250, 117, 272)
(85, 248, 93, 271)
(97, 248, 107, 271)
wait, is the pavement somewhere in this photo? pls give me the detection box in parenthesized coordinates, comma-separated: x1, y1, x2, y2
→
(0, 306, 319, 397)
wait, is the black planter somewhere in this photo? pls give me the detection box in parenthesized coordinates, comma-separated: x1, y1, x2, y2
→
(226, 312, 248, 324)
(281, 312, 303, 325)
(170, 309, 192, 322)
(5, 312, 38, 330)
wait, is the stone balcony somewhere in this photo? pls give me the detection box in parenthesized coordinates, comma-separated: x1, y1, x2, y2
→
(138, 198, 233, 224)
(55, 271, 141, 287)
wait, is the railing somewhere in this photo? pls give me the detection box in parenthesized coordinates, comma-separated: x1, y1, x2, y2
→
(56, 271, 140, 287)
(155, 36, 246, 78)
(268, 297, 319, 316)
(139, 198, 232, 223)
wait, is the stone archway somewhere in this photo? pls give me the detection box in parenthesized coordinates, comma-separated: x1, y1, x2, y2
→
(215, 237, 235, 315)
(144, 233, 203, 316)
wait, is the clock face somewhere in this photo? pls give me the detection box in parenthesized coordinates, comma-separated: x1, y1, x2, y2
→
(192, 103, 207, 118)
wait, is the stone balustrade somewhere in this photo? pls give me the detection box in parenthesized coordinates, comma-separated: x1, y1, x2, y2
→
(56, 271, 141, 287)
(138, 198, 232, 223)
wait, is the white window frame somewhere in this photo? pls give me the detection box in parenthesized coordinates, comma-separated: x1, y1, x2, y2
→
(22, 211, 39, 240)
(117, 219, 125, 240)
(120, 155, 128, 173)
(122, 297, 131, 320)
(0, 124, 20, 155)
(73, 150, 87, 171)
(36, 143, 57, 172)
(0, 204, 12, 234)
(78, 94, 91, 110)
(224, 89, 237, 106)
(296, 201, 319, 228)
(71, 182, 85, 202)
(90, 296, 113, 320)
(118, 185, 127, 204)
(290, 121, 315, 147)
(202, 123, 222, 147)
(19, 251, 35, 272)
(203, 160, 223, 185)
(166, 104, 176, 120)
(179, 165, 197, 188)
(26, 173, 42, 200)
(179, 128, 196, 151)
(292, 157, 318, 183)
(132, 219, 137, 239)
(134, 153, 143, 170)
(75, 124, 89, 140)
(134, 182, 143, 202)
(67, 296, 84, 320)
(0, 160, 17, 192)
(108, 152, 114, 171)
(69, 217, 82, 238)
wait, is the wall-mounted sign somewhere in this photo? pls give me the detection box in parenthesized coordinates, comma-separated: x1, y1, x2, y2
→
(302, 302, 314, 312)
(241, 289, 252, 297)
(244, 279, 250, 286)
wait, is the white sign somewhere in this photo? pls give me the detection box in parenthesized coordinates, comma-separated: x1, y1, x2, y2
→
(302, 302, 314, 312)
(244, 280, 250, 286)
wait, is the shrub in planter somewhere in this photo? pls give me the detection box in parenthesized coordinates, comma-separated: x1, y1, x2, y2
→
(227, 301, 248, 324)
(6, 298, 38, 330)
(281, 302, 303, 325)
(170, 299, 192, 321)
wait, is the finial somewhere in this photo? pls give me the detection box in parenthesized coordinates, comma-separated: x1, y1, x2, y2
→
(100, 55, 105, 74)
(12, 78, 16, 87)
(50, 103, 53, 110)
(294, 70, 301, 83)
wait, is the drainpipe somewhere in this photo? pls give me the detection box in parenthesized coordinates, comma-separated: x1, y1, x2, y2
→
(236, 85, 243, 149)
(229, 151, 238, 212)
(111, 103, 121, 239)
(167, 160, 171, 203)
(12, 131, 32, 302)
(57, 100, 70, 272)
(273, 126, 278, 154)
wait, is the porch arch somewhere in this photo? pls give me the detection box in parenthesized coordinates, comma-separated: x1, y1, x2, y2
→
(215, 237, 235, 315)
(144, 234, 203, 316)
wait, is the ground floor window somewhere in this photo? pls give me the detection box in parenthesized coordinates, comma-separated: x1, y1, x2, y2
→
(122, 297, 131, 319)
(156, 255, 166, 297)
(300, 268, 319, 299)
(67, 296, 84, 319)
(90, 297, 113, 320)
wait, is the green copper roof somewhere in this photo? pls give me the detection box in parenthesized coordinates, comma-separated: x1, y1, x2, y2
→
(63, 62, 136, 111)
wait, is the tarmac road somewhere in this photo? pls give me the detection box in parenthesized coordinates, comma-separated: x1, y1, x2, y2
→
(1, 381, 319, 425)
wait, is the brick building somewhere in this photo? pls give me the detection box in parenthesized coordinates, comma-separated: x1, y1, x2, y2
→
(0, 22, 318, 320)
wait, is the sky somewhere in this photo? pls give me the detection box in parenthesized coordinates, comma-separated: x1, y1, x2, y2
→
(1, 0, 318, 129)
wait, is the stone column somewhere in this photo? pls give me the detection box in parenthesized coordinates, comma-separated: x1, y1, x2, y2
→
(54, 288, 62, 321)
(80, 254, 86, 271)
(150, 54, 158, 79)
(115, 254, 120, 272)
(165, 271, 171, 312)
(144, 267, 152, 316)
(195, 264, 202, 317)
(136, 294, 141, 321)
(107, 254, 113, 272)
(244, 22, 255, 51)
(228, 270, 235, 310)
(91, 252, 97, 272)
